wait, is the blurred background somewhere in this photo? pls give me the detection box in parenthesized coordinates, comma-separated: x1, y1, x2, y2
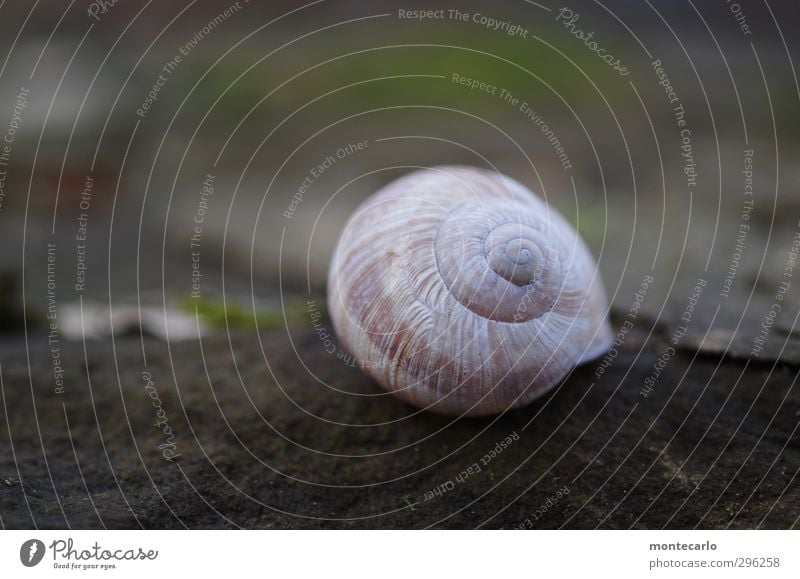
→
(0, 0, 797, 337)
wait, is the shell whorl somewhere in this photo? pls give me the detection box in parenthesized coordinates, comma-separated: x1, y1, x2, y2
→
(327, 166, 613, 416)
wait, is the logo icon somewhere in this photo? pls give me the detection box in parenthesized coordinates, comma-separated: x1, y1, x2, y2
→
(20, 539, 45, 567)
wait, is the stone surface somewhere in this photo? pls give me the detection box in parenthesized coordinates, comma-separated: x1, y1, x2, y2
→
(1, 313, 798, 529)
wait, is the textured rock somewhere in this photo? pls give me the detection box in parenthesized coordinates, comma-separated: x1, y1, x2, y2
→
(0, 313, 798, 529)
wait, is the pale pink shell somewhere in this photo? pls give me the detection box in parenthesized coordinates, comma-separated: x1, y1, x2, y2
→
(327, 166, 612, 416)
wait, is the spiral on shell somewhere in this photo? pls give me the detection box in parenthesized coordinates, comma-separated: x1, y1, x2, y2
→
(327, 166, 613, 416)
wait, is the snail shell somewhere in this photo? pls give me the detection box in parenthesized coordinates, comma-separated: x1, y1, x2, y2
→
(327, 166, 613, 416)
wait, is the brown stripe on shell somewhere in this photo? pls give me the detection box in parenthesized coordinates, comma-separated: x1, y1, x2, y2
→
(327, 166, 613, 416)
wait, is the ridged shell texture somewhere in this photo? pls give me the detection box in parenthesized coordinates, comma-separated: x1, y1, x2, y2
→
(328, 166, 612, 416)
